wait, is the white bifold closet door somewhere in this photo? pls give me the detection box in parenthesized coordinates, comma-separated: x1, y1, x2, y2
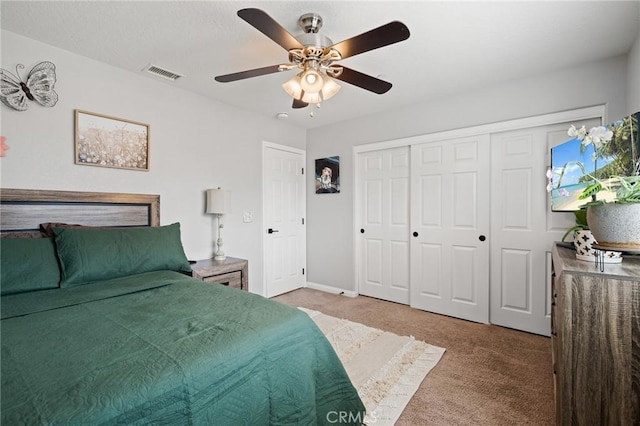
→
(355, 111, 600, 335)
(489, 127, 551, 335)
(489, 119, 599, 336)
(409, 136, 490, 324)
(356, 137, 490, 324)
(357, 146, 410, 305)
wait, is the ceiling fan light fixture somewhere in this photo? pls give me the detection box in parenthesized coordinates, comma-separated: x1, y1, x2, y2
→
(301, 91, 322, 104)
(282, 74, 303, 99)
(321, 77, 341, 101)
(300, 67, 324, 93)
(282, 68, 341, 104)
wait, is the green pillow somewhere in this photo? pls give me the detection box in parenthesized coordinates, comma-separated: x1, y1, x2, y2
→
(1, 237, 61, 295)
(53, 223, 191, 287)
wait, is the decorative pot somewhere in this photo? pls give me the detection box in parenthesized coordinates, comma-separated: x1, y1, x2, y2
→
(587, 203, 640, 250)
(572, 229, 622, 263)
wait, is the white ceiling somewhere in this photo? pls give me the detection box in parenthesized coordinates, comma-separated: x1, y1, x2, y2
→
(2, 1, 639, 129)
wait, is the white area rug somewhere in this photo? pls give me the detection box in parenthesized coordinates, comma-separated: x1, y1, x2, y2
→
(300, 308, 446, 425)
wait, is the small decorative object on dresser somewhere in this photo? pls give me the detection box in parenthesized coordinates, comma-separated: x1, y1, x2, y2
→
(190, 256, 248, 291)
(560, 209, 622, 263)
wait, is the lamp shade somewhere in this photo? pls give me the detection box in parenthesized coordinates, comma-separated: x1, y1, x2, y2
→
(301, 91, 322, 104)
(300, 68, 324, 93)
(205, 188, 230, 214)
(321, 77, 341, 100)
(282, 74, 303, 99)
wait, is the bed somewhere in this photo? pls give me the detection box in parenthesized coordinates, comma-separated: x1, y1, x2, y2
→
(0, 189, 365, 425)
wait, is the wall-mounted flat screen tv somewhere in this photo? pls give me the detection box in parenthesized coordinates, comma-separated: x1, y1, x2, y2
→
(550, 111, 639, 211)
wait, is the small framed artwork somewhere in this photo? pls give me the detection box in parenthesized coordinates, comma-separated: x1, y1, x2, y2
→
(315, 156, 340, 194)
(75, 109, 150, 171)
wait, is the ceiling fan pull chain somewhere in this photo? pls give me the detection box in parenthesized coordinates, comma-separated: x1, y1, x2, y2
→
(309, 102, 322, 118)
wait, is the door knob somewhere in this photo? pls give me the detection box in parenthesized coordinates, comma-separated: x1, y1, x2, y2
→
(268, 228, 279, 234)
(413, 232, 419, 237)
(479, 235, 486, 241)
(360, 229, 365, 233)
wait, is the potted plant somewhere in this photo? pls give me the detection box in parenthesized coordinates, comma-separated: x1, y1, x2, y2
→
(561, 209, 622, 263)
(561, 209, 588, 242)
(549, 112, 640, 251)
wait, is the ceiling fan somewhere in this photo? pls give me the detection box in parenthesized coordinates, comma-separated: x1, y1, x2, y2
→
(214, 8, 410, 109)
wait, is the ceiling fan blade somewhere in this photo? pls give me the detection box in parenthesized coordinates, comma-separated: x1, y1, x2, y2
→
(215, 65, 282, 82)
(328, 21, 410, 60)
(334, 67, 392, 94)
(237, 8, 304, 51)
(292, 99, 309, 109)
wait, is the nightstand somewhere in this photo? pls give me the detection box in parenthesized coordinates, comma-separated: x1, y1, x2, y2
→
(190, 257, 248, 291)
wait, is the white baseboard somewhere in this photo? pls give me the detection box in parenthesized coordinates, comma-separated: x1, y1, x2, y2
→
(305, 281, 359, 298)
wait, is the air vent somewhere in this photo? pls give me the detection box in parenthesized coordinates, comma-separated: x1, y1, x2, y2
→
(143, 64, 183, 81)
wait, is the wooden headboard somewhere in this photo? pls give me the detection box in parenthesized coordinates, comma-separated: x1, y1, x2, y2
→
(0, 189, 160, 233)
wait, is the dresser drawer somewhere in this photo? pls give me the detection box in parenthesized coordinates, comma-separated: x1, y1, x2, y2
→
(190, 257, 248, 291)
(202, 271, 242, 289)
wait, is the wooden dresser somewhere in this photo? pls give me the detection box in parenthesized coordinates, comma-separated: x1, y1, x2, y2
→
(551, 244, 640, 425)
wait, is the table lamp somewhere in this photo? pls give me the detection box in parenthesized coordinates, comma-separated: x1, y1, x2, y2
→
(205, 188, 230, 260)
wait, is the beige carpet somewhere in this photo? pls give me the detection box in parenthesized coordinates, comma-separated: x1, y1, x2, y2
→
(300, 307, 445, 425)
(275, 288, 554, 425)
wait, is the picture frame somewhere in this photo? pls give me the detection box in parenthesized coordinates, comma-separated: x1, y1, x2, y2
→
(75, 109, 150, 171)
(315, 156, 340, 194)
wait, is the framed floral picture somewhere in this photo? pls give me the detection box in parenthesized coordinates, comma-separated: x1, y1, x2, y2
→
(315, 156, 340, 194)
(75, 110, 149, 171)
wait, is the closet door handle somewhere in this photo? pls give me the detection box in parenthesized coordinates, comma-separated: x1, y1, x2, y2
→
(479, 235, 486, 242)
(413, 232, 419, 237)
(360, 229, 365, 234)
(268, 228, 279, 234)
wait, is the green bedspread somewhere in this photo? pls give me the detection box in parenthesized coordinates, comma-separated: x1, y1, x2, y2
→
(1, 271, 365, 425)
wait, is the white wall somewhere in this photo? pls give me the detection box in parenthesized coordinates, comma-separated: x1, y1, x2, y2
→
(0, 30, 306, 296)
(305, 55, 629, 292)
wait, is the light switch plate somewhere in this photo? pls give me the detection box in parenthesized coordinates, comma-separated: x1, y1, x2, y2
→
(242, 211, 253, 223)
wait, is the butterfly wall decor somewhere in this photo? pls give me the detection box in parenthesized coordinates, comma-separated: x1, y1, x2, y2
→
(0, 61, 58, 111)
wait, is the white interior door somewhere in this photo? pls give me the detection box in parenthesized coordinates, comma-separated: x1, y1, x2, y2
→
(357, 146, 410, 304)
(410, 136, 490, 324)
(263, 143, 306, 298)
(489, 119, 600, 336)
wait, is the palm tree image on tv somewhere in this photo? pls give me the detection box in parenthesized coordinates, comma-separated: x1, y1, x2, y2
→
(597, 113, 639, 177)
(550, 112, 639, 211)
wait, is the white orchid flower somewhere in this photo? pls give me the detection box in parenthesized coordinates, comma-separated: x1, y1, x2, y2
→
(583, 126, 613, 150)
(546, 168, 554, 192)
(568, 125, 587, 140)
(588, 126, 613, 144)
